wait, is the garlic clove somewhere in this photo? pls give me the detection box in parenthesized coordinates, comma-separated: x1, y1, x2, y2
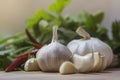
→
(94, 54, 107, 72)
(98, 56, 105, 71)
(94, 56, 103, 72)
(83, 53, 94, 72)
(73, 53, 93, 73)
(91, 52, 100, 71)
(100, 55, 107, 71)
(59, 61, 77, 75)
(24, 58, 40, 71)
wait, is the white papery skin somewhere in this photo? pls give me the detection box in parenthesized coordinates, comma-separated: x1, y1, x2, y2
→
(67, 37, 113, 67)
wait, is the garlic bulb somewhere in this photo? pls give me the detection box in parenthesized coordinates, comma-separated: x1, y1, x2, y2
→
(36, 26, 72, 72)
(24, 58, 40, 71)
(67, 27, 113, 68)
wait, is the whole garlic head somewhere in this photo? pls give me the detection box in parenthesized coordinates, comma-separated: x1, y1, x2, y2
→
(36, 26, 72, 72)
(67, 27, 113, 68)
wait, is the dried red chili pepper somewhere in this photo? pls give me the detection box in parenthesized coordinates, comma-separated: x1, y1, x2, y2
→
(5, 56, 27, 72)
(5, 49, 39, 72)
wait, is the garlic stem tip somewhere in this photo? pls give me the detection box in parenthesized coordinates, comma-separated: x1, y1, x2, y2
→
(52, 26, 58, 42)
(76, 27, 91, 39)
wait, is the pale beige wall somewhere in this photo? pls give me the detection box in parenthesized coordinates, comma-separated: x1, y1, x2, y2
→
(0, 0, 120, 36)
(0, 0, 54, 36)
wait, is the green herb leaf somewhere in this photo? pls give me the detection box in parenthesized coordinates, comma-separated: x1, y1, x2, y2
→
(112, 20, 120, 41)
(96, 24, 108, 41)
(59, 27, 76, 39)
(49, 0, 71, 15)
(26, 9, 53, 29)
(79, 11, 96, 30)
(94, 11, 104, 23)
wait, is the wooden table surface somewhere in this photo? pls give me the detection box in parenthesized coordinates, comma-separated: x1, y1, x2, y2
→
(0, 68, 120, 80)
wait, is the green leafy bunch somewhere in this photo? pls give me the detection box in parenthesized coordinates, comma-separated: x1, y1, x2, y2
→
(26, 0, 107, 45)
(110, 21, 120, 55)
(0, 33, 34, 70)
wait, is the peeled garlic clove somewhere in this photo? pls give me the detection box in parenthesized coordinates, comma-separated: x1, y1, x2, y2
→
(24, 58, 40, 71)
(59, 61, 77, 74)
(73, 53, 93, 73)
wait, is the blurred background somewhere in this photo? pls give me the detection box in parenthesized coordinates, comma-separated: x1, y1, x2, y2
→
(0, 0, 120, 36)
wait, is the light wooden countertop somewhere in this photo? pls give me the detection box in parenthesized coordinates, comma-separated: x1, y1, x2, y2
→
(0, 68, 120, 80)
